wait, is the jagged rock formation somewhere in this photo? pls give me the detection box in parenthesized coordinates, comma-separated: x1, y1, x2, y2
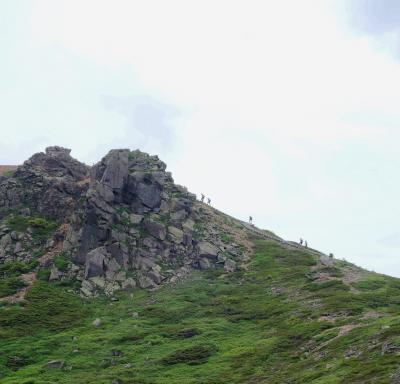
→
(0, 147, 245, 299)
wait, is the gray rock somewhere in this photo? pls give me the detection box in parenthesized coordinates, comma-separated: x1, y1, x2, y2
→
(135, 256, 156, 271)
(90, 276, 106, 288)
(14, 242, 23, 254)
(122, 278, 136, 290)
(0, 233, 11, 248)
(95, 182, 114, 203)
(182, 218, 195, 232)
(130, 213, 143, 225)
(49, 266, 62, 281)
(20, 207, 31, 217)
(44, 360, 65, 369)
(105, 258, 121, 273)
(171, 209, 187, 222)
(136, 182, 161, 208)
(81, 279, 95, 296)
(92, 318, 102, 327)
(104, 281, 121, 296)
(85, 247, 107, 278)
(320, 254, 334, 266)
(197, 241, 218, 260)
(168, 226, 184, 243)
(224, 259, 236, 272)
(199, 258, 212, 270)
(147, 270, 162, 284)
(137, 273, 157, 289)
(99, 149, 129, 192)
(143, 219, 166, 240)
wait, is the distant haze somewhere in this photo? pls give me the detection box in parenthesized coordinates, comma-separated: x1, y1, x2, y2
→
(1, 0, 400, 276)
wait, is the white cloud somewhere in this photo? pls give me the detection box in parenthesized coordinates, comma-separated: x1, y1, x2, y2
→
(1, 0, 400, 275)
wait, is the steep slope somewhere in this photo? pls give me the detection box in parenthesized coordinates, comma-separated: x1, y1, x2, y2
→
(1, 148, 400, 383)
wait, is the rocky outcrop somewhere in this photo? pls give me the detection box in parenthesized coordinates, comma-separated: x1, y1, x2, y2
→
(0, 146, 89, 221)
(0, 146, 246, 299)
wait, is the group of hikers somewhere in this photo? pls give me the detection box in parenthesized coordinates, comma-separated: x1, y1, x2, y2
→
(200, 193, 254, 226)
(200, 194, 211, 205)
(299, 238, 308, 248)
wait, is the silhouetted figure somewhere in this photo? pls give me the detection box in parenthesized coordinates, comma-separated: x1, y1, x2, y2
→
(207, 198, 211, 205)
(329, 253, 334, 259)
(305, 241, 308, 248)
(201, 194, 205, 202)
(300, 238, 303, 245)
(249, 216, 253, 224)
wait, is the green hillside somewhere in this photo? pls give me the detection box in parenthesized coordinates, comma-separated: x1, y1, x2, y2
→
(2, 238, 400, 383)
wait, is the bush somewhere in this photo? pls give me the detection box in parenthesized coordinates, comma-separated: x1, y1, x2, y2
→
(353, 279, 387, 291)
(5, 215, 57, 243)
(6, 354, 29, 370)
(53, 253, 69, 271)
(0, 262, 31, 277)
(6, 215, 30, 232)
(305, 280, 349, 292)
(0, 277, 27, 297)
(28, 218, 57, 242)
(37, 268, 50, 281)
(162, 344, 218, 365)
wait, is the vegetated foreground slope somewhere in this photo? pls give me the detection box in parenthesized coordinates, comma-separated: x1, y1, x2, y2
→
(1, 236, 400, 383)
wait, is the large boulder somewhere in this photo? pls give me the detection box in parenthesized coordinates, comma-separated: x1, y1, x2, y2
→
(136, 181, 162, 209)
(197, 242, 218, 260)
(85, 247, 107, 278)
(92, 149, 130, 192)
(168, 226, 184, 244)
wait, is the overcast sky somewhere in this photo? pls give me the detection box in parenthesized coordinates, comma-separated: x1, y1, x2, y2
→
(2, 0, 400, 276)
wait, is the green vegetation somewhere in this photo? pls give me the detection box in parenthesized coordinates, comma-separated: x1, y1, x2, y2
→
(1, 241, 400, 383)
(36, 268, 51, 281)
(6, 215, 57, 243)
(220, 233, 233, 244)
(0, 261, 36, 278)
(0, 276, 26, 297)
(54, 252, 69, 272)
(3, 170, 15, 178)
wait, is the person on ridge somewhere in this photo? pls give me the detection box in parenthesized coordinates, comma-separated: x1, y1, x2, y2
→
(207, 197, 211, 205)
(300, 238, 303, 245)
(249, 216, 253, 224)
(201, 194, 205, 202)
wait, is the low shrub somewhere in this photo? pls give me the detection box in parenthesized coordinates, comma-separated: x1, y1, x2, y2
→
(162, 344, 218, 365)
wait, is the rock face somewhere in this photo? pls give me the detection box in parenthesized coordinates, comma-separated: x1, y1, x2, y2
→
(0, 147, 245, 298)
(0, 146, 89, 221)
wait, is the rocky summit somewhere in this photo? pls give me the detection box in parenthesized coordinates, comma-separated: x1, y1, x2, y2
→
(0, 146, 247, 300)
(2, 147, 400, 384)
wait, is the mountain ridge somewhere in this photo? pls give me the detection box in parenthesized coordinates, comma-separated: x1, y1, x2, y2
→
(1, 147, 400, 383)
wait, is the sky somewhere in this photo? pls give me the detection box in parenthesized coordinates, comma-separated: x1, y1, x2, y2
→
(1, 0, 400, 276)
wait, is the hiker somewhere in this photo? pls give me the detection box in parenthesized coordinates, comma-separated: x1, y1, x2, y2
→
(299, 238, 303, 245)
(249, 216, 253, 224)
(329, 253, 334, 259)
(305, 241, 308, 248)
(207, 197, 211, 205)
(201, 194, 205, 202)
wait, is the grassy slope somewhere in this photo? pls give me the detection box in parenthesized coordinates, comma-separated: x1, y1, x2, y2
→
(1, 240, 400, 383)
